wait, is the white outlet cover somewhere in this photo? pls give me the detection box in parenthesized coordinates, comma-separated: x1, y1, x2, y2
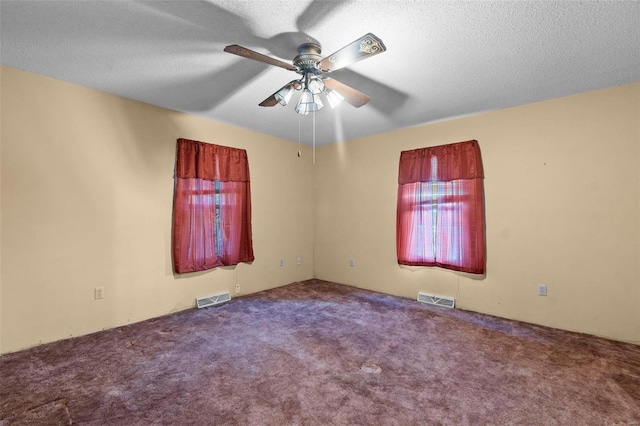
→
(94, 287, 104, 300)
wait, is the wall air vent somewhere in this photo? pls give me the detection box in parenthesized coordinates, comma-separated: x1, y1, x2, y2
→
(196, 291, 231, 309)
(417, 292, 455, 309)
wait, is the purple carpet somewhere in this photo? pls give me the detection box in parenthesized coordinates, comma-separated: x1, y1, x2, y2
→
(1, 279, 639, 425)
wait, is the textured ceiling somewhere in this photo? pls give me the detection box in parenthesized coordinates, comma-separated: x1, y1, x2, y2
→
(1, 0, 639, 145)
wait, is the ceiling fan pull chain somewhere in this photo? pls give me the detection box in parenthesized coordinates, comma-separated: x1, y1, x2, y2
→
(297, 113, 302, 158)
(313, 112, 316, 165)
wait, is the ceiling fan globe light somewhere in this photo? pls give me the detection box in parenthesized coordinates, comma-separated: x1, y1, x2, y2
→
(274, 84, 294, 106)
(274, 83, 293, 106)
(295, 89, 323, 114)
(307, 77, 325, 95)
(326, 89, 344, 109)
(312, 94, 324, 111)
(295, 90, 311, 114)
(300, 89, 314, 104)
(294, 103, 309, 115)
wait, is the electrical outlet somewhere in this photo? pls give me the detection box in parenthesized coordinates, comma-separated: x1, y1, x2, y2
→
(297, 257, 302, 265)
(538, 284, 547, 297)
(349, 259, 355, 267)
(235, 284, 241, 294)
(279, 258, 284, 267)
(94, 287, 104, 300)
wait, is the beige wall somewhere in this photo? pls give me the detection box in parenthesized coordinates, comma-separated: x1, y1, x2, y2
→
(315, 83, 640, 344)
(0, 66, 315, 354)
(1, 66, 638, 353)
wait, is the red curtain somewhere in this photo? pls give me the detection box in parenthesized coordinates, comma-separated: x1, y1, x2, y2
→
(173, 139, 254, 274)
(397, 140, 485, 274)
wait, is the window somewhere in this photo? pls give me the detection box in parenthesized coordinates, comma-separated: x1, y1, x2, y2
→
(396, 140, 485, 274)
(172, 139, 254, 273)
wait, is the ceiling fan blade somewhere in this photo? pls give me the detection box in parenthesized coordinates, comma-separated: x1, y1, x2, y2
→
(259, 80, 302, 107)
(323, 78, 370, 108)
(224, 45, 297, 71)
(318, 33, 386, 73)
(258, 95, 279, 107)
(331, 68, 409, 114)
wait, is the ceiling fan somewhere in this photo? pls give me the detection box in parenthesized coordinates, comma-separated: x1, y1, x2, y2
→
(224, 33, 386, 114)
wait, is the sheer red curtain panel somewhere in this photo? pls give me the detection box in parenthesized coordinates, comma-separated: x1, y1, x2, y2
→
(173, 138, 254, 274)
(396, 140, 485, 274)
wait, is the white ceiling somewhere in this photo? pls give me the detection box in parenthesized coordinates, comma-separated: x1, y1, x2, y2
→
(1, 0, 639, 145)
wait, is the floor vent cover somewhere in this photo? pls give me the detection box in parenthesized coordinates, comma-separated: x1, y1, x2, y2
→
(417, 292, 455, 309)
(196, 291, 231, 309)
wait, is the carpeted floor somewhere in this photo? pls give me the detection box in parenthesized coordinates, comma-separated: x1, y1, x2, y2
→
(1, 279, 639, 425)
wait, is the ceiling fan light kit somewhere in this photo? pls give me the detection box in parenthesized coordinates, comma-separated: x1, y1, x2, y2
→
(224, 33, 386, 115)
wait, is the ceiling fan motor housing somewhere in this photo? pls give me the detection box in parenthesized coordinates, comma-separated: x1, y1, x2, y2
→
(293, 43, 322, 73)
